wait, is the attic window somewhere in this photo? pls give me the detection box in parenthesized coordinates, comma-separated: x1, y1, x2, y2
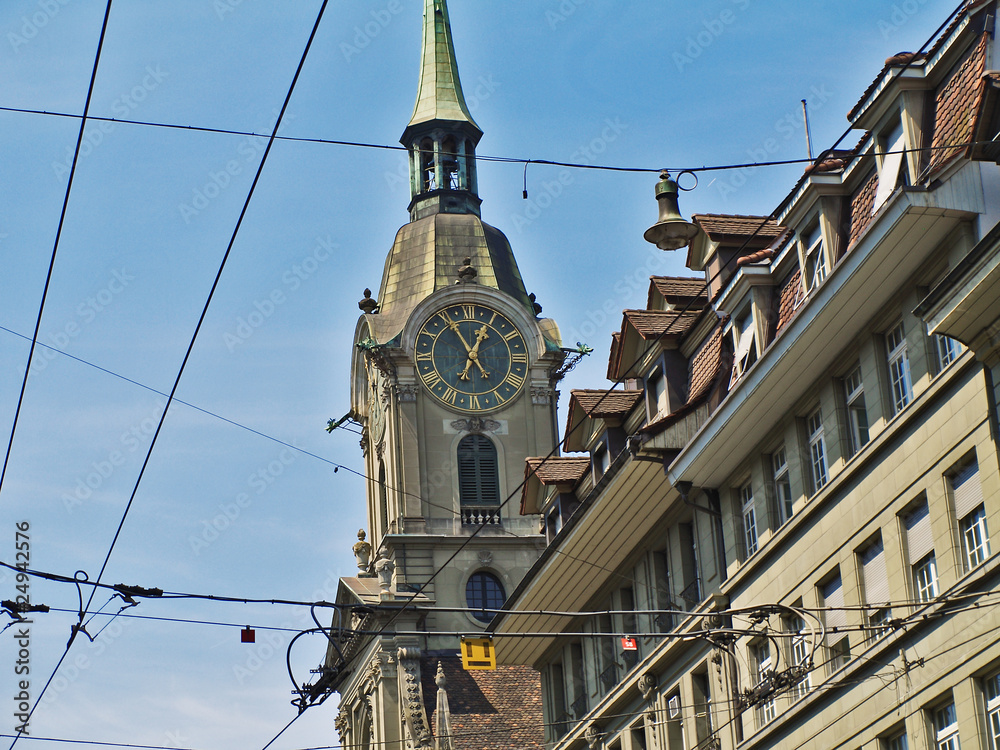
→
(872, 120, 907, 214)
(593, 441, 611, 478)
(729, 308, 757, 387)
(646, 364, 668, 419)
(803, 223, 827, 294)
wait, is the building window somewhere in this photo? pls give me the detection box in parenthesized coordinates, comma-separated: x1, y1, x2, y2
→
(844, 364, 869, 457)
(933, 703, 960, 750)
(952, 457, 990, 571)
(730, 308, 758, 387)
(913, 554, 939, 603)
(772, 447, 794, 524)
(740, 482, 758, 557)
(933, 334, 962, 372)
(886, 322, 912, 414)
(593, 441, 611, 478)
(804, 223, 827, 293)
(821, 573, 849, 673)
(859, 537, 891, 641)
(457, 435, 499, 506)
(807, 409, 828, 493)
(786, 613, 811, 699)
(885, 730, 909, 750)
(646, 364, 668, 419)
(466, 571, 505, 623)
(872, 119, 907, 214)
(651, 550, 673, 632)
(985, 671, 1000, 750)
(752, 641, 776, 726)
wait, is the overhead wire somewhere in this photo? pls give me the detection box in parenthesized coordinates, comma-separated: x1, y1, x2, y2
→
(4, 2, 116, 746)
(5, 3, 980, 744)
(0, 1, 114, 504)
(0, 103, 991, 178)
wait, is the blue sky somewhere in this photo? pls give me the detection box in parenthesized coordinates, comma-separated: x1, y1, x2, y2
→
(0, 1, 960, 748)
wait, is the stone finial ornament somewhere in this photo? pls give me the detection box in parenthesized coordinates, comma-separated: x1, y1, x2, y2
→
(457, 257, 478, 284)
(529, 292, 543, 316)
(375, 555, 395, 594)
(359, 288, 379, 314)
(353, 529, 372, 574)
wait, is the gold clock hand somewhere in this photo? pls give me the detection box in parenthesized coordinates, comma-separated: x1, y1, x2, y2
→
(469, 326, 490, 379)
(447, 320, 473, 353)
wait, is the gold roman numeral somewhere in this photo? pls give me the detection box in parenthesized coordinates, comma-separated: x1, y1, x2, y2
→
(440, 387, 458, 404)
(462, 305, 476, 319)
(503, 330, 520, 341)
(511, 353, 527, 364)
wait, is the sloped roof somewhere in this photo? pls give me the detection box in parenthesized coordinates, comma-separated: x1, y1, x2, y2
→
(569, 389, 644, 418)
(927, 32, 988, 177)
(621, 309, 701, 339)
(648, 276, 708, 305)
(422, 655, 543, 750)
(691, 214, 783, 241)
(525, 456, 590, 485)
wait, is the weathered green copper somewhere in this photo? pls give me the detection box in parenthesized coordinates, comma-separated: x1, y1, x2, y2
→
(405, 0, 481, 136)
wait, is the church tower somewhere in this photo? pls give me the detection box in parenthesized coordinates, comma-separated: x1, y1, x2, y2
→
(327, 2, 560, 748)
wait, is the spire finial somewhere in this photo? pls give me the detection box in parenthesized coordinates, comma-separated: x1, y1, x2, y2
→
(406, 0, 481, 134)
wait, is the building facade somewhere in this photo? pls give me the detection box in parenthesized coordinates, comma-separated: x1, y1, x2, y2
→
(325, 1, 558, 748)
(496, 3, 1000, 749)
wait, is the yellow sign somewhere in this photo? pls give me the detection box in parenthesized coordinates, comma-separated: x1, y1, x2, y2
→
(460, 636, 496, 671)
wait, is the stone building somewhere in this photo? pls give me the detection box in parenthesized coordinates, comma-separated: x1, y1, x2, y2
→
(495, 2, 1000, 749)
(325, 1, 557, 748)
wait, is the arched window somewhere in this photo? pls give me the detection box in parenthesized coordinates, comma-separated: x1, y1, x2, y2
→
(457, 435, 499, 506)
(466, 571, 505, 623)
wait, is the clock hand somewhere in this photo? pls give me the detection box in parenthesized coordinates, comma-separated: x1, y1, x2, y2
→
(469, 326, 490, 379)
(447, 320, 473, 354)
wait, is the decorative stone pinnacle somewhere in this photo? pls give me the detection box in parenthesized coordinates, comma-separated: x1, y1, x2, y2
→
(435, 661, 447, 688)
(457, 257, 477, 284)
(359, 288, 379, 314)
(529, 292, 542, 316)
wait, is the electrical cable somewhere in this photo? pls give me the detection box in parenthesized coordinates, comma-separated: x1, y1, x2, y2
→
(0, 1, 114, 506)
(0, 104, 991, 178)
(4, 3, 116, 747)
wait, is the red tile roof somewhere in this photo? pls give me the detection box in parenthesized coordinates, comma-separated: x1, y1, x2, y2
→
(423, 656, 544, 750)
(648, 276, 708, 304)
(847, 168, 879, 249)
(569, 389, 644, 418)
(622, 309, 701, 339)
(687, 323, 725, 406)
(525, 456, 590, 485)
(737, 248, 775, 266)
(775, 268, 802, 335)
(927, 32, 988, 177)
(691, 214, 783, 242)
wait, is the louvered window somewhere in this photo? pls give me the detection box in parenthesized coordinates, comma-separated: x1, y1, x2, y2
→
(860, 537, 890, 640)
(905, 501, 934, 564)
(953, 457, 990, 571)
(457, 435, 500, 506)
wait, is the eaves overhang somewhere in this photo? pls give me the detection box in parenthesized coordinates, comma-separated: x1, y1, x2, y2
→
(493, 457, 673, 667)
(715, 264, 773, 315)
(667, 192, 975, 489)
(917, 217, 1000, 345)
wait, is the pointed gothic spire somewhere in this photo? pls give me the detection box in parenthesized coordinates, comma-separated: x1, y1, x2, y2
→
(406, 0, 481, 136)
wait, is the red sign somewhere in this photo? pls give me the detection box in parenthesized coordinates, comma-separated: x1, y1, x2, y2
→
(241, 627, 256, 643)
(621, 636, 638, 651)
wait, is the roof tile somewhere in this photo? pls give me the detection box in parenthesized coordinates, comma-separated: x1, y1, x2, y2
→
(691, 214, 783, 241)
(569, 389, 644, 418)
(525, 456, 590, 485)
(622, 309, 701, 339)
(927, 32, 988, 177)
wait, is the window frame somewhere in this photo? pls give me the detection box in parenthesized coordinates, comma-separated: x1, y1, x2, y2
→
(985, 671, 1000, 750)
(740, 481, 758, 557)
(886, 321, 912, 415)
(961, 506, 990, 570)
(843, 364, 869, 457)
(751, 640, 776, 726)
(803, 222, 828, 294)
(772, 446, 794, 524)
(913, 554, 939, 603)
(466, 571, 505, 623)
(730, 305, 758, 387)
(807, 408, 828, 493)
(932, 702, 960, 750)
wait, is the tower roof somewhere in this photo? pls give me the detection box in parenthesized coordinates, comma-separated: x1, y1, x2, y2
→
(404, 0, 482, 140)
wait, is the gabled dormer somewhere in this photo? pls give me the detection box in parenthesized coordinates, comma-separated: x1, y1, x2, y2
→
(687, 214, 784, 301)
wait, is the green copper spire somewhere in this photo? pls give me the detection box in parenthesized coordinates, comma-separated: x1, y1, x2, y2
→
(406, 0, 481, 135)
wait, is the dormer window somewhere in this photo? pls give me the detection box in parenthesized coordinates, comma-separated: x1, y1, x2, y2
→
(645, 363, 668, 419)
(730, 307, 758, 387)
(872, 119, 907, 214)
(803, 223, 827, 293)
(593, 441, 610, 479)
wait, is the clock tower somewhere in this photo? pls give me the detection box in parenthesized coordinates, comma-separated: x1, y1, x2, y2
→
(327, 2, 560, 748)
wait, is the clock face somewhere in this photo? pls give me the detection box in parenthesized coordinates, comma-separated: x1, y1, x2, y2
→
(415, 303, 528, 413)
(367, 362, 386, 443)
